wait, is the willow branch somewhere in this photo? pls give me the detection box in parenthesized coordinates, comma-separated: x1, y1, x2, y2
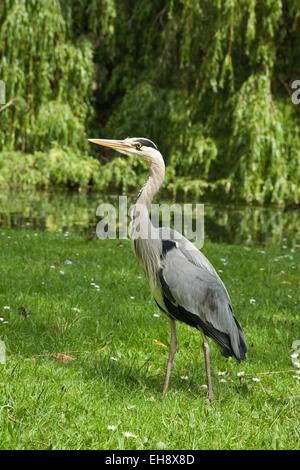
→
(0, 97, 21, 113)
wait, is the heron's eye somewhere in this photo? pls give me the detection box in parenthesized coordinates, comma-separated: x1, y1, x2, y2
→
(134, 143, 142, 150)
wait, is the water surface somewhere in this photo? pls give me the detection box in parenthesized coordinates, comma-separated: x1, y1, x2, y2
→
(0, 189, 299, 247)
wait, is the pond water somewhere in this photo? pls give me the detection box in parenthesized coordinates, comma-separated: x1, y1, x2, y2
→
(0, 189, 299, 247)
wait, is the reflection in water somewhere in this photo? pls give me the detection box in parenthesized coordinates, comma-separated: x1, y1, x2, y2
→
(204, 203, 299, 246)
(0, 189, 299, 246)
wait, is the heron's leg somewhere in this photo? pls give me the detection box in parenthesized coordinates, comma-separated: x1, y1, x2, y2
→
(162, 318, 177, 396)
(200, 329, 215, 401)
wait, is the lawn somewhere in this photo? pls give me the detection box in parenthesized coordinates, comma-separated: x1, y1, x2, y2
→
(0, 229, 299, 450)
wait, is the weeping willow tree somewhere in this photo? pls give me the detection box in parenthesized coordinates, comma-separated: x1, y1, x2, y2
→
(0, 0, 299, 204)
(101, 0, 300, 204)
(0, 0, 116, 188)
(0, 0, 92, 151)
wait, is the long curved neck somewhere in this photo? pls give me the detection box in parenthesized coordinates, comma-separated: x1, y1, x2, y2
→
(135, 157, 165, 209)
(131, 157, 165, 289)
(131, 156, 165, 286)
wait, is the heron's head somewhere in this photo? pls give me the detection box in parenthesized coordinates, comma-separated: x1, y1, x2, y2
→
(88, 137, 163, 167)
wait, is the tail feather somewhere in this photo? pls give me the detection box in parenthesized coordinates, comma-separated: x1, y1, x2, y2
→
(161, 294, 247, 363)
(213, 316, 247, 363)
(234, 316, 247, 362)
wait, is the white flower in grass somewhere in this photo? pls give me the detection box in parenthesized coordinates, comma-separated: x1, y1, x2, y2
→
(3, 306, 10, 310)
(59, 270, 65, 275)
(111, 357, 118, 361)
(107, 425, 117, 431)
(153, 314, 160, 318)
(50, 265, 55, 269)
(122, 432, 137, 438)
(181, 375, 189, 380)
(217, 371, 226, 376)
(237, 371, 245, 377)
(219, 379, 226, 383)
(0, 317, 4, 321)
(72, 308, 80, 313)
(91, 282, 100, 289)
(130, 296, 135, 300)
(252, 377, 260, 382)
(249, 298, 256, 304)
(292, 376, 300, 380)
(291, 341, 300, 368)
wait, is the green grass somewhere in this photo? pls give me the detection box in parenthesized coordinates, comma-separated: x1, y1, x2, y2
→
(0, 229, 299, 450)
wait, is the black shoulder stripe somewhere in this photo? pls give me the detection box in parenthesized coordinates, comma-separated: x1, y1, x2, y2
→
(161, 240, 177, 257)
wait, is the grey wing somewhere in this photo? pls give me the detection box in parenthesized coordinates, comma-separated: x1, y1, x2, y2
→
(157, 232, 247, 361)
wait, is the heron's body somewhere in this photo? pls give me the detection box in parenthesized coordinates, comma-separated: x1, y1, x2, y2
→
(89, 136, 247, 400)
(133, 221, 247, 363)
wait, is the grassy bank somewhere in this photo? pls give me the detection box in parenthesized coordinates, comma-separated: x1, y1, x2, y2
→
(0, 229, 299, 450)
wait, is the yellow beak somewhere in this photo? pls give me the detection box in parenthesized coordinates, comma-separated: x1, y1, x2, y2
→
(88, 139, 132, 151)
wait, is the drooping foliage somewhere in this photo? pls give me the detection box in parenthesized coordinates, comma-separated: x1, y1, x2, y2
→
(0, 0, 299, 204)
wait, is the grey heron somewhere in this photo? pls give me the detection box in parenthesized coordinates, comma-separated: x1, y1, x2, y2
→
(89, 137, 247, 400)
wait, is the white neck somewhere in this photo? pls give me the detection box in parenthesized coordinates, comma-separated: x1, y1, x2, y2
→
(131, 154, 165, 286)
(135, 156, 165, 209)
